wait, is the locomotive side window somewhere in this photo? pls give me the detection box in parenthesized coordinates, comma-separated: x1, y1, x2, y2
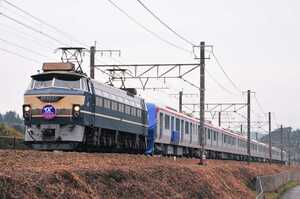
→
(81, 79, 89, 91)
(104, 99, 111, 109)
(125, 105, 131, 115)
(165, 115, 170, 130)
(111, 101, 118, 111)
(119, 103, 124, 113)
(96, 97, 103, 107)
(137, 109, 141, 117)
(131, 107, 137, 116)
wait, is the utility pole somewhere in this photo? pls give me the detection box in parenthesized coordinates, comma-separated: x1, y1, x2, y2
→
(90, 46, 95, 79)
(247, 90, 251, 163)
(199, 41, 205, 165)
(218, 112, 221, 127)
(179, 91, 183, 113)
(280, 125, 283, 162)
(268, 112, 272, 164)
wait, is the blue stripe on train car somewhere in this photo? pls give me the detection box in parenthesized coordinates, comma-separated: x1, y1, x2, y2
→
(171, 131, 180, 144)
(145, 103, 157, 155)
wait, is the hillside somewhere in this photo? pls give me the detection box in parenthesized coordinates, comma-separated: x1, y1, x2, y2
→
(0, 150, 298, 199)
(260, 127, 300, 160)
(0, 124, 23, 138)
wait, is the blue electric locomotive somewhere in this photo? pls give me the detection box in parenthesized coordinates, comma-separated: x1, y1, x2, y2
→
(23, 62, 147, 151)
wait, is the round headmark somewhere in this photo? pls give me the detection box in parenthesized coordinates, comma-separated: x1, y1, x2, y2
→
(42, 105, 56, 120)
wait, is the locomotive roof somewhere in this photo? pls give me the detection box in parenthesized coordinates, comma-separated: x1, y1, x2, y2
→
(31, 71, 87, 79)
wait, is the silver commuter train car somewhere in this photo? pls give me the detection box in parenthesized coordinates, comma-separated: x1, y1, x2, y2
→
(146, 103, 287, 163)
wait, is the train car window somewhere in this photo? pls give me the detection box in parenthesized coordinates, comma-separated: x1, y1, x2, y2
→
(192, 124, 195, 135)
(118, 103, 124, 113)
(104, 99, 111, 109)
(125, 105, 131, 115)
(112, 101, 118, 111)
(190, 123, 193, 135)
(159, 113, 163, 138)
(208, 129, 211, 140)
(171, 116, 174, 131)
(165, 115, 170, 130)
(137, 109, 141, 117)
(181, 120, 184, 135)
(185, 122, 189, 134)
(176, 118, 180, 131)
(224, 134, 227, 143)
(131, 107, 137, 116)
(213, 131, 217, 141)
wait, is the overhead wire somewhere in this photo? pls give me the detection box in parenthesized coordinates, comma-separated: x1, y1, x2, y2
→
(210, 49, 242, 94)
(2, 0, 89, 48)
(135, 0, 195, 46)
(0, 47, 40, 63)
(205, 69, 238, 96)
(0, 13, 68, 46)
(0, 37, 49, 58)
(106, 0, 192, 54)
(0, 23, 55, 50)
(253, 94, 267, 120)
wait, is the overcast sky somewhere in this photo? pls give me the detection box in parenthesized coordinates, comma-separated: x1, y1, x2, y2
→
(0, 0, 299, 130)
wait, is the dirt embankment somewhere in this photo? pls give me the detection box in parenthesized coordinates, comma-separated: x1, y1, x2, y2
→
(0, 150, 297, 199)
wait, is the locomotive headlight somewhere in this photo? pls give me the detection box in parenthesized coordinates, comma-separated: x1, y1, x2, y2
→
(24, 105, 31, 112)
(72, 105, 80, 118)
(23, 104, 31, 119)
(73, 105, 80, 112)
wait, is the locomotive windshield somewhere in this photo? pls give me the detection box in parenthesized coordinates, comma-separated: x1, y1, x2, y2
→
(54, 78, 80, 89)
(29, 73, 88, 91)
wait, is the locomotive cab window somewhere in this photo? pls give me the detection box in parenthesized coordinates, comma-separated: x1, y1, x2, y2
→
(32, 76, 53, 89)
(54, 77, 80, 89)
(31, 74, 88, 91)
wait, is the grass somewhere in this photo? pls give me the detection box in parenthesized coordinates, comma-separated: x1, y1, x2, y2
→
(265, 181, 299, 199)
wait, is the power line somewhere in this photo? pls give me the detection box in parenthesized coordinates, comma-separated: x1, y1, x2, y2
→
(205, 69, 238, 96)
(0, 13, 68, 46)
(106, 0, 192, 54)
(210, 50, 242, 93)
(136, 0, 195, 46)
(0, 47, 40, 63)
(2, 0, 88, 48)
(254, 94, 267, 119)
(0, 37, 49, 58)
(0, 23, 54, 50)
